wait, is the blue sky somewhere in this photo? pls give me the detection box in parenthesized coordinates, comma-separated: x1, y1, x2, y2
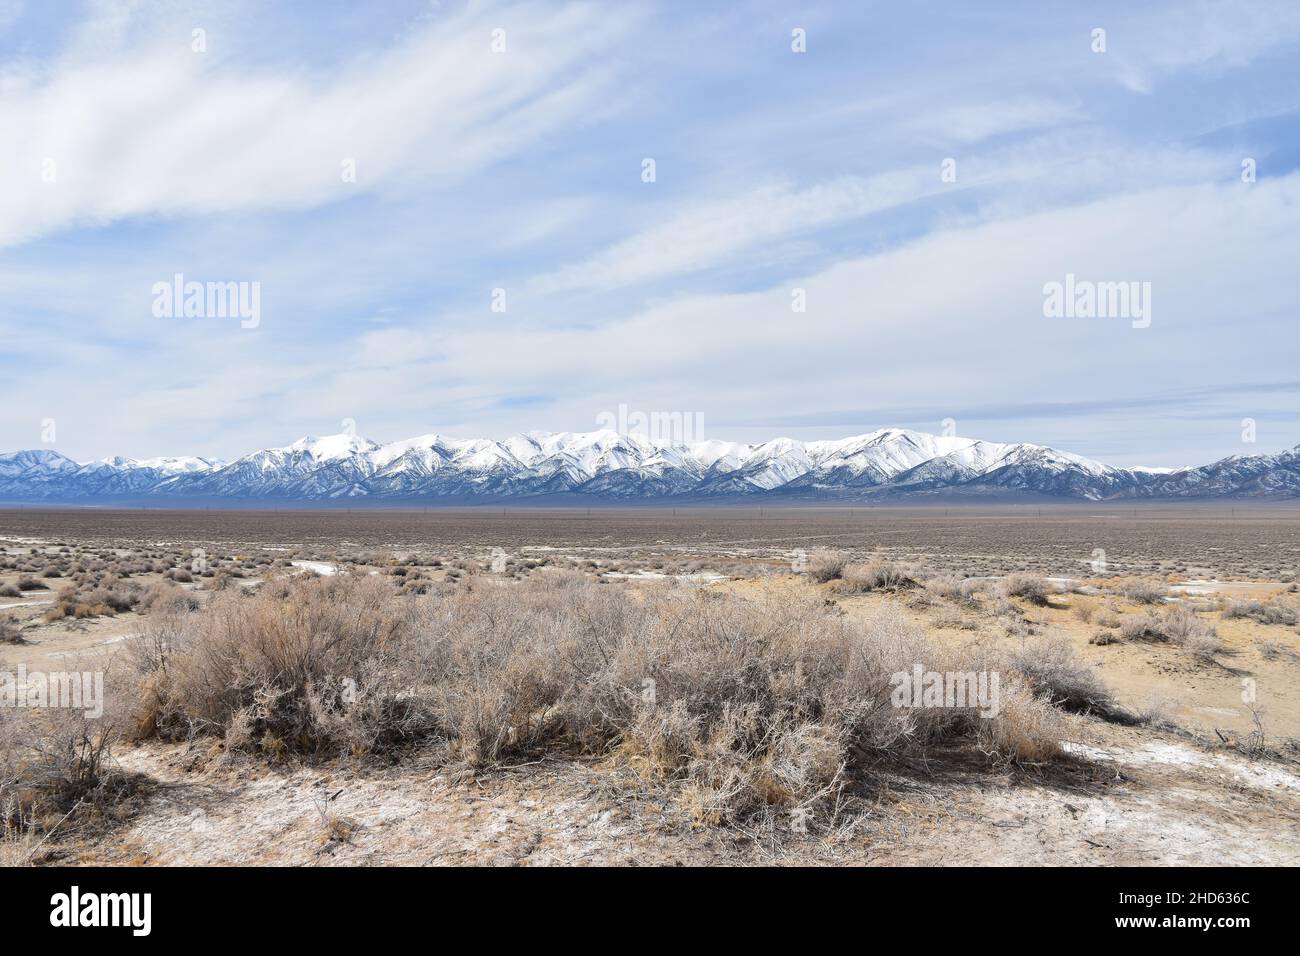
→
(1, 0, 1298, 467)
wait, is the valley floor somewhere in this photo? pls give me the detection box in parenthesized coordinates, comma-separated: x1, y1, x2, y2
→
(4, 528, 1298, 867)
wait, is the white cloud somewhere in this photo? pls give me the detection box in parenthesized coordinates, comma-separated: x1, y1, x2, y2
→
(1101, 0, 1300, 94)
(527, 136, 1231, 298)
(529, 169, 943, 295)
(0, 1, 638, 247)
(900, 97, 1078, 144)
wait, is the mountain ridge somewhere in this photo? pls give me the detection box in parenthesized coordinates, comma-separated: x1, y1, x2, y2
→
(2, 428, 1298, 503)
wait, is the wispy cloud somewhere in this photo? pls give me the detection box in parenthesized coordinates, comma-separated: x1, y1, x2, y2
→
(0, 1, 638, 247)
(529, 169, 943, 296)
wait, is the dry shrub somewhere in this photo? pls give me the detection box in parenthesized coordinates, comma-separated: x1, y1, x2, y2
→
(1119, 612, 1163, 642)
(137, 582, 200, 614)
(418, 569, 626, 766)
(1122, 582, 1168, 605)
(40, 580, 141, 622)
(805, 549, 848, 583)
(838, 560, 915, 594)
(606, 598, 963, 825)
(84, 585, 138, 613)
(0, 615, 23, 644)
(1010, 634, 1121, 719)
(986, 594, 1018, 618)
(1224, 600, 1298, 626)
(127, 571, 1074, 829)
(976, 676, 1063, 763)
(1136, 696, 1180, 730)
(1180, 629, 1223, 662)
(1165, 607, 1223, 661)
(134, 572, 426, 757)
(930, 606, 976, 630)
(203, 569, 244, 592)
(923, 574, 979, 604)
(1094, 603, 1122, 628)
(0, 665, 137, 854)
(1001, 573, 1050, 606)
(1121, 607, 1221, 660)
(1257, 638, 1300, 663)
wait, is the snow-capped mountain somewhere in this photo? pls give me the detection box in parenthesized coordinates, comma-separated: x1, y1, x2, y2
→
(1128, 446, 1300, 499)
(1, 429, 1297, 503)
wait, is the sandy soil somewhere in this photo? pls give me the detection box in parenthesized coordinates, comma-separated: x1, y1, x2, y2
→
(43, 714, 1295, 866)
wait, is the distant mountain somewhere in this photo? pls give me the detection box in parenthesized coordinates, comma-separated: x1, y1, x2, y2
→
(1, 429, 1297, 503)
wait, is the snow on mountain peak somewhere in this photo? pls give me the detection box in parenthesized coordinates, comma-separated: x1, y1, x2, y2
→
(286, 433, 380, 461)
(4, 426, 1291, 501)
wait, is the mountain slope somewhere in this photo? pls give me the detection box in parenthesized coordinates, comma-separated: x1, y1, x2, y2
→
(1, 429, 1296, 503)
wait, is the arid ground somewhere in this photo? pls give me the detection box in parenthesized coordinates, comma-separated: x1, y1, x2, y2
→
(2, 506, 1297, 866)
(4, 502, 1300, 574)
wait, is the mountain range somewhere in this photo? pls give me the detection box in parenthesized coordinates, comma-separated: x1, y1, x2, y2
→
(2, 428, 1298, 504)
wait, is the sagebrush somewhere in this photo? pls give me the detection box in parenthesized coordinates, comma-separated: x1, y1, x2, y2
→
(125, 571, 1071, 827)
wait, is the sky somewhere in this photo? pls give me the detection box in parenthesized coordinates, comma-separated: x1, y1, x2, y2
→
(1, 0, 1298, 468)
